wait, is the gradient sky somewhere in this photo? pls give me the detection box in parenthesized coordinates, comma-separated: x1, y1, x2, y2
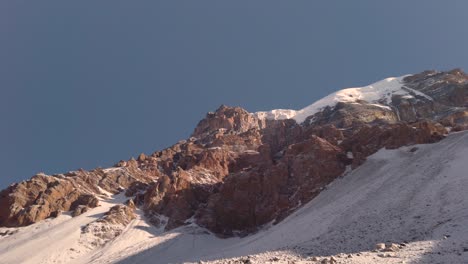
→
(2, 1, 468, 188)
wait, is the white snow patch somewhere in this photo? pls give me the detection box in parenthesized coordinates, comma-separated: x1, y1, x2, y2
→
(0, 194, 127, 264)
(254, 75, 434, 124)
(102, 167, 122, 173)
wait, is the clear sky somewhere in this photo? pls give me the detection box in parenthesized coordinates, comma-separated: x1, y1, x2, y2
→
(2, 1, 468, 188)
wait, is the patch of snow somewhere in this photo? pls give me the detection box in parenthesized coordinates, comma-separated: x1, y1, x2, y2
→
(102, 167, 122, 173)
(0, 194, 126, 264)
(207, 147, 222, 150)
(96, 186, 113, 198)
(368, 103, 392, 110)
(254, 109, 297, 120)
(253, 75, 434, 123)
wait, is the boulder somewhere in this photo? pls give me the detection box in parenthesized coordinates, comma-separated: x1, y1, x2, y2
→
(72, 205, 89, 217)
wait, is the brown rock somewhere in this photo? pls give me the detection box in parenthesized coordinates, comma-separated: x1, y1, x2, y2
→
(375, 243, 386, 250)
(138, 153, 147, 162)
(196, 136, 346, 235)
(0, 165, 155, 227)
(192, 105, 262, 138)
(49, 210, 61, 218)
(70, 194, 99, 210)
(99, 205, 136, 225)
(72, 205, 89, 217)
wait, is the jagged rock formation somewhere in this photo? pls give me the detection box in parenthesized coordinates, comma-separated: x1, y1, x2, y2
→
(0, 69, 467, 237)
(0, 163, 153, 227)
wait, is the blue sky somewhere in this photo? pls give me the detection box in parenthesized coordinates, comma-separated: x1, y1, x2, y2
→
(2, 1, 468, 188)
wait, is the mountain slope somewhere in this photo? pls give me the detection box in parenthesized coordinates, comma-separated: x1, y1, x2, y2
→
(0, 69, 467, 263)
(1, 131, 466, 264)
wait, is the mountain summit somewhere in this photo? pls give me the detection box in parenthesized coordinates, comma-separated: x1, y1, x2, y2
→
(0, 69, 467, 263)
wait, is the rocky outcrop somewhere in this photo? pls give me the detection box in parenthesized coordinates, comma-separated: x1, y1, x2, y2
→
(404, 69, 468, 107)
(72, 205, 90, 217)
(0, 166, 154, 227)
(305, 102, 399, 128)
(99, 204, 136, 226)
(80, 204, 136, 247)
(192, 105, 262, 138)
(1, 69, 467, 237)
(196, 136, 347, 236)
(341, 121, 448, 167)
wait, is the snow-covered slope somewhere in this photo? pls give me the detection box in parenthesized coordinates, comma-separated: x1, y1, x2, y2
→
(2, 131, 467, 264)
(254, 75, 432, 123)
(0, 192, 128, 264)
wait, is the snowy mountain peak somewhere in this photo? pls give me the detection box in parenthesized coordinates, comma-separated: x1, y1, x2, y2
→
(254, 75, 434, 123)
(1, 69, 467, 264)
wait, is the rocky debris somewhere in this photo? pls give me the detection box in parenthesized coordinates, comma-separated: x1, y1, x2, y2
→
(101, 205, 136, 225)
(375, 243, 386, 250)
(374, 242, 401, 253)
(383, 243, 401, 252)
(80, 204, 136, 247)
(72, 205, 90, 217)
(0, 229, 18, 237)
(270, 256, 280, 262)
(320, 257, 337, 264)
(49, 210, 61, 218)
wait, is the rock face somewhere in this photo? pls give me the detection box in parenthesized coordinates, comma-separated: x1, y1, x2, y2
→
(197, 135, 348, 235)
(341, 121, 448, 168)
(192, 105, 263, 138)
(1, 69, 467, 236)
(0, 166, 153, 227)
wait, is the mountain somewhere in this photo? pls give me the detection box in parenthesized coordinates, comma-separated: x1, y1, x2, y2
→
(0, 69, 467, 264)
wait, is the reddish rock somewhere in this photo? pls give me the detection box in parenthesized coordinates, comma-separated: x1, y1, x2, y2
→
(0, 166, 155, 227)
(196, 136, 346, 235)
(192, 105, 261, 138)
(1, 69, 467, 238)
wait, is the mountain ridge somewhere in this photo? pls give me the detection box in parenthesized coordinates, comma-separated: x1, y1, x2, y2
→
(0, 68, 467, 263)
